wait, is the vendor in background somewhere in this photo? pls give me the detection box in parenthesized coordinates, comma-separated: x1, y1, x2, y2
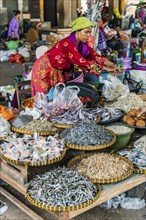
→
(8, 10, 21, 40)
(31, 17, 121, 97)
(25, 21, 41, 51)
(130, 18, 143, 37)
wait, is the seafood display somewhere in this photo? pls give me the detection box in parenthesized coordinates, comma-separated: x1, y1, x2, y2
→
(12, 120, 59, 135)
(0, 135, 65, 164)
(68, 153, 133, 182)
(106, 93, 144, 113)
(27, 167, 99, 208)
(117, 147, 146, 170)
(59, 120, 115, 148)
(134, 136, 146, 154)
(92, 108, 124, 124)
(49, 108, 97, 126)
(123, 108, 146, 127)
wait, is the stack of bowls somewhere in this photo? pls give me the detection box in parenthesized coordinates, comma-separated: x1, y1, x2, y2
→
(122, 58, 132, 70)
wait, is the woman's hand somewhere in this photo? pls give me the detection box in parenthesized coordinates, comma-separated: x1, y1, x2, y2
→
(103, 66, 118, 76)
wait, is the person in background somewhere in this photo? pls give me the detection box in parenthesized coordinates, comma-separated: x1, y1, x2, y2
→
(31, 17, 121, 96)
(8, 10, 21, 40)
(138, 5, 146, 25)
(97, 19, 108, 54)
(130, 18, 143, 37)
(0, 24, 9, 42)
(25, 21, 41, 51)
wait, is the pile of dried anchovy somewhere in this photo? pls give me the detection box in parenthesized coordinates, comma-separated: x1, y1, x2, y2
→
(59, 120, 113, 146)
(27, 167, 98, 207)
(75, 153, 131, 179)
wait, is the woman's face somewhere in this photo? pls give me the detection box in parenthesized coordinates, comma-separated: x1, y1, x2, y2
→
(76, 27, 92, 43)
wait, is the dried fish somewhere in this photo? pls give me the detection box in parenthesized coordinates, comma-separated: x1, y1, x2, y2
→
(0, 134, 65, 163)
(59, 120, 113, 146)
(27, 167, 98, 207)
(73, 153, 131, 179)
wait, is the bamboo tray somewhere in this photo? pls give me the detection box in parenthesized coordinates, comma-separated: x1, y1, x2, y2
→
(21, 97, 34, 109)
(11, 120, 60, 136)
(67, 152, 134, 183)
(65, 129, 116, 150)
(26, 184, 101, 212)
(0, 150, 66, 167)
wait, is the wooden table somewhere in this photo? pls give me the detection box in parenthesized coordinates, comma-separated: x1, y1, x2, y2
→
(1, 170, 145, 220)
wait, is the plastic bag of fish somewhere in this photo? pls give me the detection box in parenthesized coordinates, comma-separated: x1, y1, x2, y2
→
(100, 75, 129, 102)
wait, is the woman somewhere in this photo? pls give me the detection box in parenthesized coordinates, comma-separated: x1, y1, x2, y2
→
(8, 10, 21, 40)
(31, 17, 121, 96)
(25, 21, 41, 50)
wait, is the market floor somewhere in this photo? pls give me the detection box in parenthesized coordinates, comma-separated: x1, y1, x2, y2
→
(1, 194, 146, 220)
(0, 61, 146, 220)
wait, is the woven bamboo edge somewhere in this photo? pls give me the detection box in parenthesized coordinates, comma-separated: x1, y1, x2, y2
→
(26, 184, 101, 212)
(52, 123, 73, 129)
(21, 97, 34, 109)
(65, 129, 116, 150)
(0, 137, 5, 140)
(0, 150, 66, 167)
(11, 120, 59, 136)
(134, 168, 146, 174)
(67, 152, 134, 184)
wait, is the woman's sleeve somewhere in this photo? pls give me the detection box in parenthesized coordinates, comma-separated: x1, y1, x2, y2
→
(86, 47, 107, 69)
(9, 18, 16, 32)
(62, 41, 102, 76)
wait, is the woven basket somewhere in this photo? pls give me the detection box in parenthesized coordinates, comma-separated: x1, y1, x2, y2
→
(26, 184, 101, 212)
(21, 97, 34, 109)
(67, 152, 134, 183)
(65, 129, 116, 151)
(11, 120, 60, 136)
(1, 150, 66, 167)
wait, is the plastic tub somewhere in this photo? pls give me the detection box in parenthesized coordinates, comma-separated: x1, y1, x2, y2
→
(105, 122, 135, 149)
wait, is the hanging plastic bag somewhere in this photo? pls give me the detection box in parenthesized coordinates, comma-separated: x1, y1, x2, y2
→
(99, 74, 129, 101)
(34, 92, 48, 110)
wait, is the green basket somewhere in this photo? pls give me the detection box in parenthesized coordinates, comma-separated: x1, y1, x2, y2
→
(104, 122, 135, 149)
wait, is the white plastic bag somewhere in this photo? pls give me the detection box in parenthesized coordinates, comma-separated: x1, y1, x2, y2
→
(120, 197, 146, 210)
(100, 75, 129, 101)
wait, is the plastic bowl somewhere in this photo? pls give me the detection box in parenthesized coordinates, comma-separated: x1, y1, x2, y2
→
(105, 122, 135, 149)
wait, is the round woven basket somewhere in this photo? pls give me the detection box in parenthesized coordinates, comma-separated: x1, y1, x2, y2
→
(11, 120, 60, 136)
(21, 97, 34, 109)
(65, 129, 116, 151)
(67, 152, 134, 183)
(1, 150, 66, 167)
(26, 184, 101, 212)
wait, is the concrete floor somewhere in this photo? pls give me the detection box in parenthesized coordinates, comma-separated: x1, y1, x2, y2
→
(0, 61, 146, 220)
